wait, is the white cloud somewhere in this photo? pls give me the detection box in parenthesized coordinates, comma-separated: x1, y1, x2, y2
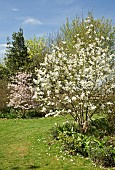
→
(10, 4, 19, 12)
(23, 17, 42, 25)
(11, 7, 19, 12)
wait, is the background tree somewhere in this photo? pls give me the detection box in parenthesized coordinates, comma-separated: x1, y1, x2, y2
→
(0, 79, 9, 112)
(26, 36, 48, 72)
(0, 63, 10, 111)
(5, 28, 30, 75)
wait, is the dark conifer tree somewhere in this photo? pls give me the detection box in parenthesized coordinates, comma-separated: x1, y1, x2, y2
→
(5, 28, 30, 74)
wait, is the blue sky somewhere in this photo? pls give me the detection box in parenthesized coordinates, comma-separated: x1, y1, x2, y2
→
(0, 0, 115, 59)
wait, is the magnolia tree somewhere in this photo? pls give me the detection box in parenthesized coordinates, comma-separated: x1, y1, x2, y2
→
(33, 15, 114, 132)
(8, 72, 36, 117)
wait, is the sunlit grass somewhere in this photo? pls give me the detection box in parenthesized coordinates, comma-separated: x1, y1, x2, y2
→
(0, 116, 114, 170)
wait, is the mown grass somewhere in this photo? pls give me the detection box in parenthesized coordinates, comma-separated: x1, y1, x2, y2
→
(0, 116, 114, 170)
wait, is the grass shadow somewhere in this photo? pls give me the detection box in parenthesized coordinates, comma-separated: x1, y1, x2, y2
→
(27, 165, 40, 169)
(11, 167, 20, 170)
(11, 165, 40, 170)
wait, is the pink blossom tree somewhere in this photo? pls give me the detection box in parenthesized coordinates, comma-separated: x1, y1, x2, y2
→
(8, 72, 36, 117)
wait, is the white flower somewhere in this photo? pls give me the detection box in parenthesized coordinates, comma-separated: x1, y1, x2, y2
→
(108, 109, 112, 113)
(84, 68, 90, 73)
(101, 104, 105, 109)
(62, 41, 66, 44)
(42, 107, 47, 112)
(90, 105, 96, 110)
(101, 36, 105, 40)
(80, 92, 85, 100)
(45, 111, 55, 117)
(111, 84, 115, 89)
(68, 109, 72, 113)
(64, 96, 69, 100)
(32, 91, 38, 99)
(72, 96, 76, 101)
(90, 24, 94, 27)
(107, 102, 113, 105)
(55, 89, 59, 94)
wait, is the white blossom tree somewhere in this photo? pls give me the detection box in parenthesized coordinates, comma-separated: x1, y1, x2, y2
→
(33, 14, 115, 132)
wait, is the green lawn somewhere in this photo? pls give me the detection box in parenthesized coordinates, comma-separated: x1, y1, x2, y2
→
(0, 116, 114, 170)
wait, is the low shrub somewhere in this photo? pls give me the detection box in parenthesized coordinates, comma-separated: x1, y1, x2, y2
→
(26, 109, 46, 118)
(89, 117, 114, 136)
(0, 108, 45, 119)
(51, 120, 115, 167)
(51, 121, 79, 140)
(0, 108, 21, 119)
(107, 113, 115, 134)
(88, 139, 115, 167)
